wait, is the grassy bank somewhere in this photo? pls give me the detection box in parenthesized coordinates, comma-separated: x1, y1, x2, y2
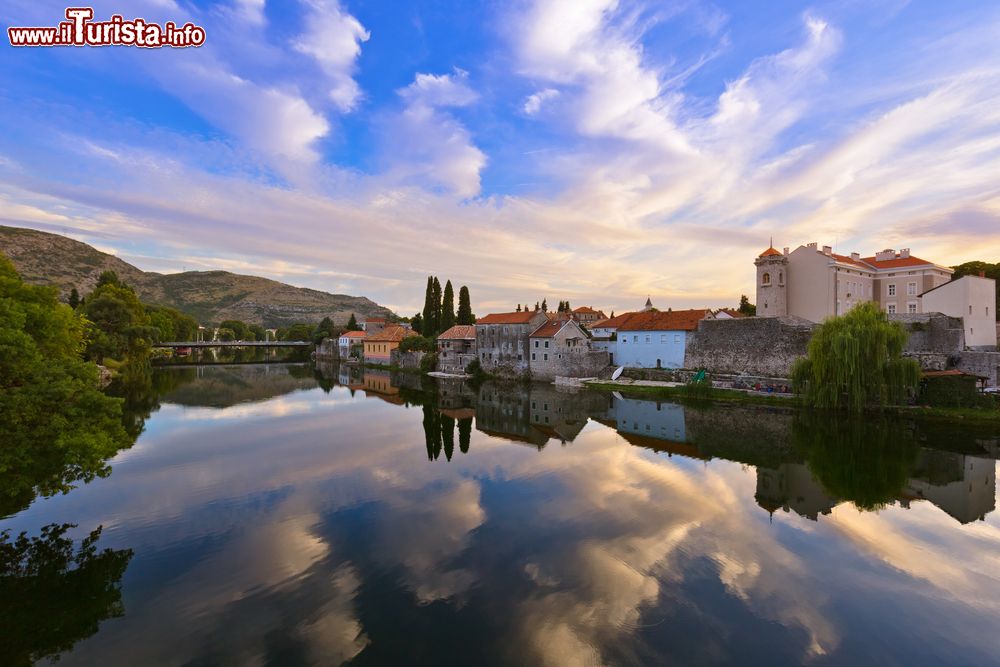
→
(583, 381, 797, 407)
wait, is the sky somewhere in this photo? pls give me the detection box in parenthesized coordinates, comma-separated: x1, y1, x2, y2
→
(1, 0, 999, 316)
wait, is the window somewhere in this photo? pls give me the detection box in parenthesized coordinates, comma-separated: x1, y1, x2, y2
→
(674, 334, 681, 343)
(543, 354, 548, 361)
(887, 304, 896, 314)
(534, 340, 538, 348)
(633, 335, 638, 343)
(888, 284, 896, 296)
(622, 337, 627, 344)
(645, 335, 651, 344)
(762, 272, 771, 285)
(661, 334, 667, 343)
(778, 271, 784, 285)
(970, 305, 973, 315)
(544, 341, 549, 348)
(908, 303, 917, 314)
(907, 282, 917, 295)
(531, 353, 535, 360)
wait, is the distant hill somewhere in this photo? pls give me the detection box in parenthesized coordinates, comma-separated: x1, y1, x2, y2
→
(0, 225, 394, 327)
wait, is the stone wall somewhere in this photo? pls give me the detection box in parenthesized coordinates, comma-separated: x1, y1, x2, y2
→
(683, 316, 816, 379)
(314, 338, 339, 360)
(396, 351, 425, 370)
(956, 351, 1000, 387)
(531, 349, 609, 381)
(439, 352, 476, 374)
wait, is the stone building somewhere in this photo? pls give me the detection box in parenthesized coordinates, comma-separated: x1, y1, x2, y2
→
(756, 242, 953, 322)
(338, 330, 366, 359)
(363, 325, 417, 365)
(571, 306, 607, 324)
(436, 325, 477, 374)
(475, 310, 549, 375)
(528, 318, 609, 381)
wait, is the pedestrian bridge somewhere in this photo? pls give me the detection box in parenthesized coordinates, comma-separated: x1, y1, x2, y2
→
(153, 341, 312, 348)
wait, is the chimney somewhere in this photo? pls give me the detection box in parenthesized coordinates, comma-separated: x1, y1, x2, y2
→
(806, 242, 818, 250)
(850, 252, 860, 261)
(876, 248, 896, 262)
(822, 245, 832, 256)
(899, 248, 910, 258)
(783, 247, 789, 256)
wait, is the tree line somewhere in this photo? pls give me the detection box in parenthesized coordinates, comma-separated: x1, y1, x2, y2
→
(413, 276, 474, 338)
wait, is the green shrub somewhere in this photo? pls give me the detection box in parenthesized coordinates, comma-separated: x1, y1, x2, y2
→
(419, 352, 439, 373)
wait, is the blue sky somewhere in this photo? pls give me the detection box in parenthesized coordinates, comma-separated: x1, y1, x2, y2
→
(2, 0, 999, 315)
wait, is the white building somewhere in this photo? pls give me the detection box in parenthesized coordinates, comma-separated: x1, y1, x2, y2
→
(921, 275, 997, 349)
(756, 242, 953, 322)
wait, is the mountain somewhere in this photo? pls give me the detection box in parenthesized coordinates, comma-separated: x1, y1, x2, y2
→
(0, 225, 394, 327)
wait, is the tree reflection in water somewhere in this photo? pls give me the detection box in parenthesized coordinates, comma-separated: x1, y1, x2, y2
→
(0, 524, 132, 667)
(793, 414, 919, 511)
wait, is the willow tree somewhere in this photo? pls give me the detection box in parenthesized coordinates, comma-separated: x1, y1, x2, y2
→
(791, 302, 920, 411)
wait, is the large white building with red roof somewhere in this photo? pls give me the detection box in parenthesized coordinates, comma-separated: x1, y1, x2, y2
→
(755, 242, 953, 322)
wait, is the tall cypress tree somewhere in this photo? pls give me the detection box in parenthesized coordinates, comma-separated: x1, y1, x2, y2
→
(441, 280, 455, 331)
(421, 276, 434, 337)
(430, 277, 442, 337)
(457, 286, 474, 325)
(67, 287, 80, 309)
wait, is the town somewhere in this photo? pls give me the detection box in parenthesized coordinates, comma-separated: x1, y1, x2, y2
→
(317, 241, 999, 394)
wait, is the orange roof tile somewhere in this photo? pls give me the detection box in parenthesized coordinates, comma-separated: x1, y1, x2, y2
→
(340, 331, 366, 338)
(759, 247, 783, 258)
(591, 312, 639, 329)
(437, 325, 477, 340)
(617, 309, 711, 332)
(830, 253, 872, 270)
(530, 320, 573, 338)
(365, 325, 418, 343)
(572, 306, 605, 316)
(861, 254, 938, 269)
(477, 311, 544, 325)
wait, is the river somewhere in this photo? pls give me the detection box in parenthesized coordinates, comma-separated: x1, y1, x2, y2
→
(2, 362, 999, 666)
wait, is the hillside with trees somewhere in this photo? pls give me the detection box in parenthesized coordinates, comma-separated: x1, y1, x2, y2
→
(0, 225, 394, 327)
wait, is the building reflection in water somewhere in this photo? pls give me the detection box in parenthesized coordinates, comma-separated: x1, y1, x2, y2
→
(318, 363, 998, 525)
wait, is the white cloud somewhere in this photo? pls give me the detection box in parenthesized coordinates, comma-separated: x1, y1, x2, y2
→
(523, 88, 559, 115)
(293, 0, 371, 111)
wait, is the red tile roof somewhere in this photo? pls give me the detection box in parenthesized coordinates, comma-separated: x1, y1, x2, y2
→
(591, 312, 639, 329)
(831, 253, 872, 270)
(437, 325, 477, 340)
(340, 331, 366, 338)
(617, 309, 711, 332)
(529, 320, 583, 338)
(365, 325, 418, 343)
(572, 306, 605, 316)
(477, 311, 544, 325)
(759, 247, 783, 258)
(861, 254, 937, 269)
(716, 308, 745, 318)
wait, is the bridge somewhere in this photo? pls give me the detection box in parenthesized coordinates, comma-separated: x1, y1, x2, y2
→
(153, 341, 312, 348)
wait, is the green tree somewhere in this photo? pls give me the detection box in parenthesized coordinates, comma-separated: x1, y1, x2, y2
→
(346, 313, 361, 331)
(81, 278, 151, 362)
(0, 256, 132, 515)
(541, 298, 548, 312)
(791, 302, 920, 411)
(457, 286, 474, 325)
(217, 327, 236, 342)
(430, 277, 442, 337)
(67, 288, 79, 310)
(411, 312, 423, 334)
(248, 324, 266, 341)
(441, 414, 455, 461)
(441, 280, 455, 332)
(283, 323, 315, 342)
(422, 277, 435, 338)
(219, 320, 250, 341)
(738, 294, 757, 316)
(314, 316, 335, 343)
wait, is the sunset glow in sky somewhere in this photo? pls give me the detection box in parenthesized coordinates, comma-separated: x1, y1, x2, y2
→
(2, 0, 999, 315)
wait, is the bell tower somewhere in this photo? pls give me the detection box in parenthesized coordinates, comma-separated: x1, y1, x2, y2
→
(755, 242, 788, 318)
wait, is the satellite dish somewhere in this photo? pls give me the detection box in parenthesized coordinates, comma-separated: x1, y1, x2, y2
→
(611, 366, 625, 381)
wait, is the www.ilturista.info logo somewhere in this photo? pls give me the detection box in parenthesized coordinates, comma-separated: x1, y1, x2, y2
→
(8, 7, 206, 48)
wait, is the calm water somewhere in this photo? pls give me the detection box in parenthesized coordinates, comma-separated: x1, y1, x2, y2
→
(3, 363, 1000, 666)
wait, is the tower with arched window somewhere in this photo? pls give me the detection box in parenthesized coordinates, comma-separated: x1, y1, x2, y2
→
(755, 244, 788, 317)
